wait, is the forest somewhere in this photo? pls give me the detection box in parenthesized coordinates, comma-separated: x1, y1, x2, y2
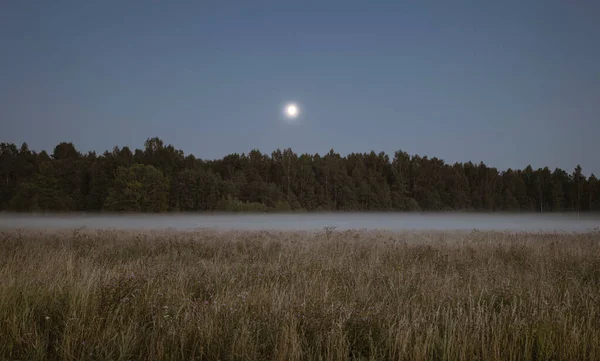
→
(0, 138, 598, 213)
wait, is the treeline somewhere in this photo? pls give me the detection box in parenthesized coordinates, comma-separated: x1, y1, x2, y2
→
(0, 138, 598, 212)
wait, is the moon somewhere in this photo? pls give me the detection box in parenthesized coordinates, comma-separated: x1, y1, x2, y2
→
(285, 103, 299, 118)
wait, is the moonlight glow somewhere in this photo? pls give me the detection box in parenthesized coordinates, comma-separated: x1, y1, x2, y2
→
(285, 104, 299, 118)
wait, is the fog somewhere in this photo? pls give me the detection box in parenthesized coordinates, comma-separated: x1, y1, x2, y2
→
(0, 213, 598, 233)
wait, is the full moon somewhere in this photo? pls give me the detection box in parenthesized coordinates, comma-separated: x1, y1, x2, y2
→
(285, 104, 299, 118)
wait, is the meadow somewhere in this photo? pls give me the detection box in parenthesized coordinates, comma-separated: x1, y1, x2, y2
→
(1, 228, 599, 360)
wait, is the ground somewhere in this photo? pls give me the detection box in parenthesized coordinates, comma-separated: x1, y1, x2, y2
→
(1, 228, 599, 360)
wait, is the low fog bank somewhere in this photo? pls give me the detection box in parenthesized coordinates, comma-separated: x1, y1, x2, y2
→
(0, 213, 598, 233)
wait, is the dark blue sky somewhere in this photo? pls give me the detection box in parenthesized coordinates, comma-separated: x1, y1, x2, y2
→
(1, 1, 598, 174)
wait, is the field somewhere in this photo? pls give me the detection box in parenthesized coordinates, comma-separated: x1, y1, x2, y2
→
(1, 228, 599, 361)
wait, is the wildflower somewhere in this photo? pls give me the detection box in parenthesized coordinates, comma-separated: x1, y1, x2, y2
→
(204, 300, 209, 305)
(45, 316, 50, 321)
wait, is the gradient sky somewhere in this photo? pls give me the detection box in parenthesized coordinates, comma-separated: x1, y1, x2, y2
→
(1, 1, 599, 174)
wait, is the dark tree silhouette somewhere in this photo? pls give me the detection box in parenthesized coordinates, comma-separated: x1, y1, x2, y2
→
(0, 138, 597, 213)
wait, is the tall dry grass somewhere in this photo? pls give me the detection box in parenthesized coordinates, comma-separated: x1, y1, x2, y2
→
(0, 228, 599, 361)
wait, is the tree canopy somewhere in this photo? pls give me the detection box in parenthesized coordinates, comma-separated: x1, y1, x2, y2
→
(1, 138, 598, 212)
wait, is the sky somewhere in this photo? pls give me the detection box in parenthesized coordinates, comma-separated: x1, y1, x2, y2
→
(1, 0, 599, 174)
